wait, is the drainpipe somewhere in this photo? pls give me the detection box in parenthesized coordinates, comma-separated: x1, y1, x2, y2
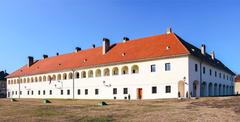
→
(18, 76, 21, 99)
(72, 70, 75, 100)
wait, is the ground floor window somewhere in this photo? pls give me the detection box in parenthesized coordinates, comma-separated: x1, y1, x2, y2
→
(27, 91, 30, 95)
(50, 90, 52, 95)
(85, 89, 88, 95)
(31, 91, 34, 95)
(38, 90, 41, 95)
(43, 90, 46, 95)
(113, 88, 117, 95)
(152, 86, 157, 94)
(123, 88, 128, 94)
(166, 86, 171, 93)
(95, 89, 99, 95)
(12, 91, 14, 95)
(61, 90, 63, 95)
(15, 91, 17, 95)
(78, 89, 81, 95)
(67, 90, 70, 95)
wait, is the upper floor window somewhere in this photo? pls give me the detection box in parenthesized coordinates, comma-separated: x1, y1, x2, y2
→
(223, 74, 225, 79)
(195, 64, 198, 72)
(165, 63, 171, 71)
(95, 89, 99, 95)
(151, 65, 156, 72)
(123, 88, 128, 94)
(203, 67, 206, 74)
(166, 86, 171, 93)
(219, 73, 222, 78)
(209, 69, 212, 76)
(67, 89, 70, 95)
(215, 71, 217, 77)
(113, 88, 117, 95)
(131, 65, 139, 74)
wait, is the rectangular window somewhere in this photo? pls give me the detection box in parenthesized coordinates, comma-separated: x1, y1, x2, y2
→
(20, 91, 22, 95)
(123, 88, 128, 94)
(12, 91, 14, 95)
(67, 90, 70, 95)
(203, 67, 205, 74)
(152, 86, 157, 94)
(195, 64, 198, 72)
(27, 91, 29, 95)
(223, 74, 225, 79)
(31, 90, 34, 95)
(95, 89, 99, 95)
(210, 69, 212, 76)
(78, 89, 81, 95)
(215, 71, 217, 77)
(61, 90, 63, 95)
(165, 63, 171, 71)
(113, 88, 117, 95)
(38, 90, 40, 95)
(151, 64, 156, 72)
(219, 73, 222, 78)
(43, 90, 46, 95)
(166, 86, 171, 93)
(50, 90, 52, 95)
(85, 89, 88, 95)
(15, 91, 17, 95)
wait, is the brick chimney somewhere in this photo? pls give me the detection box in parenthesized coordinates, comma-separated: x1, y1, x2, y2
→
(28, 56, 34, 67)
(166, 27, 173, 34)
(210, 51, 215, 60)
(103, 38, 110, 55)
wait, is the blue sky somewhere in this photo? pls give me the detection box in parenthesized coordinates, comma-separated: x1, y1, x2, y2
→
(0, 0, 239, 74)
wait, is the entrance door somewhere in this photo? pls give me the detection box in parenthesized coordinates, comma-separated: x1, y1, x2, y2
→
(137, 88, 143, 100)
(178, 81, 185, 98)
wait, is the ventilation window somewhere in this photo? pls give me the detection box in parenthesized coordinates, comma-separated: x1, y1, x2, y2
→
(166, 46, 171, 50)
(122, 53, 126, 56)
(84, 59, 87, 62)
(191, 48, 195, 52)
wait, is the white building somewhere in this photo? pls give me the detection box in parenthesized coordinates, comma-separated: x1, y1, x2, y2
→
(6, 29, 235, 100)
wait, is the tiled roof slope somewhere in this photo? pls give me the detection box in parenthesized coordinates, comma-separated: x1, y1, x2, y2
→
(175, 34, 235, 75)
(7, 33, 235, 78)
(235, 75, 240, 82)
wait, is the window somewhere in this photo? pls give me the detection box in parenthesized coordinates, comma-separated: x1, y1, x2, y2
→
(151, 65, 156, 72)
(112, 67, 119, 75)
(152, 86, 157, 94)
(49, 90, 52, 95)
(20, 91, 22, 95)
(27, 91, 30, 95)
(123, 88, 128, 94)
(12, 91, 14, 95)
(15, 91, 17, 95)
(113, 88, 117, 95)
(203, 67, 205, 74)
(166, 86, 171, 93)
(95, 89, 99, 95)
(85, 89, 88, 95)
(219, 73, 222, 78)
(131, 65, 139, 74)
(78, 89, 81, 95)
(75, 72, 80, 79)
(61, 90, 63, 95)
(31, 90, 34, 95)
(43, 90, 46, 95)
(165, 63, 171, 71)
(121, 66, 129, 75)
(195, 64, 198, 72)
(223, 74, 225, 79)
(210, 69, 212, 76)
(215, 71, 217, 77)
(38, 90, 41, 95)
(67, 90, 70, 95)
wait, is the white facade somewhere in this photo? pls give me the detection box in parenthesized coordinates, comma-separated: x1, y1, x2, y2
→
(7, 55, 235, 100)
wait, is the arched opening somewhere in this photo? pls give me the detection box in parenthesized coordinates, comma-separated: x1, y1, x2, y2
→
(192, 80, 199, 97)
(131, 65, 139, 74)
(178, 80, 185, 98)
(219, 84, 222, 96)
(201, 82, 207, 97)
(103, 68, 110, 76)
(223, 85, 226, 96)
(81, 71, 86, 78)
(35, 77, 38, 82)
(112, 67, 119, 75)
(63, 73, 67, 80)
(57, 74, 62, 80)
(68, 73, 73, 79)
(39, 76, 42, 82)
(23, 78, 26, 83)
(43, 76, 46, 82)
(95, 69, 101, 77)
(208, 83, 213, 96)
(27, 78, 30, 83)
(214, 83, 218, 96)
(52, 75, 56, 81)
(31, 77, 34, 83)
(47, 75, 52, 81)
(88, 70, 93, 78)
(75, 72, 80, 79)
(121, 66, 129, 75)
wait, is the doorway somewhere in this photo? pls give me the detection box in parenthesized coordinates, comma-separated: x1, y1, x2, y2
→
(137, 88, 143, 100)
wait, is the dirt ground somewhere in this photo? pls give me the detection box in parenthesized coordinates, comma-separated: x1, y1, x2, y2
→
(0, 96, 240, 122)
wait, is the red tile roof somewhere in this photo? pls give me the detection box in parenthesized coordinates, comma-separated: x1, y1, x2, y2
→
(6, 32, 235, 78)
(235, 75, 240, 82)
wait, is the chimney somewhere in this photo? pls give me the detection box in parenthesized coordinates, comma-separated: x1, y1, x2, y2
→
(92, 44, 96, 48)
(123, 37, 129, 43)
(210, 51, 215, 60)
(28, 56, 34, 67)
(56, 53, 59, 56)
(102, 38, 110, 55)
(201, 44, 206, 55)
(166, 27, 173, 34)
(75, 47, 81, 52)
(43, 55, 48, 59)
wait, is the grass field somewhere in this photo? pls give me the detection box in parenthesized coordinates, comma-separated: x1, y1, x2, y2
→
(0, 96, 240, 122)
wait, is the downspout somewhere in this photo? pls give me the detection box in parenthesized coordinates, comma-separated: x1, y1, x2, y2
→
(72, 70, 75, 100)
(18, 77, 21, 99)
